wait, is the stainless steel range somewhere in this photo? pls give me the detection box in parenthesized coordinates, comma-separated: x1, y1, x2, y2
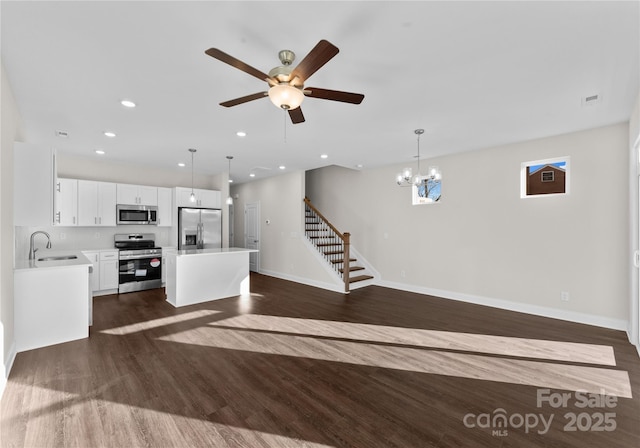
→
(115, 233, 162, 293)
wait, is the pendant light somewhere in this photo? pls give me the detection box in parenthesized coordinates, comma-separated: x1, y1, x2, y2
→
(188, 148, 197, 202)
(395, 129, 441, 186)
(226, 156, 234, 205)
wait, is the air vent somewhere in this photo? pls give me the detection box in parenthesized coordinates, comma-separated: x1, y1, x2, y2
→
(55, 130, 69, 138)
(582, 94, 601, 107)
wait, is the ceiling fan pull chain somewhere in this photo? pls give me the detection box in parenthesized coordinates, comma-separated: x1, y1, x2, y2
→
(283, 109, 288, 143)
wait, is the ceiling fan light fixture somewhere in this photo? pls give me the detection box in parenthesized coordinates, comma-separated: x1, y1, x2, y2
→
(268, 83, 304, 110)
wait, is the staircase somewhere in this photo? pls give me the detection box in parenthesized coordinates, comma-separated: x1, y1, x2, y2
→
(304, 197, 374, 293)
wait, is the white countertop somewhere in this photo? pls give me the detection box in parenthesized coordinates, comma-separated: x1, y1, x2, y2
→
(164, 247, 259, 257)
(15, 249, 93, 271)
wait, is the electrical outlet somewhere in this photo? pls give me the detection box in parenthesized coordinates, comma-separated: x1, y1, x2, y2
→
(59, 233, 66, 240)
(401, 270, 406, 278)
(94, 232, 101, 239)
(561, 291, 570, 302)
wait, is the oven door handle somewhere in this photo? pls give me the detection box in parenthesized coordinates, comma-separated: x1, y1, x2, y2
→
(119, 254, 162, 261)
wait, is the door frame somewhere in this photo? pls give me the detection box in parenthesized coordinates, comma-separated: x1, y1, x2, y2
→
(632, 133, 640, 355)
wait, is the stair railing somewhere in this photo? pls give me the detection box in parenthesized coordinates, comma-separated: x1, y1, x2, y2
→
(304, 197, 351, 292)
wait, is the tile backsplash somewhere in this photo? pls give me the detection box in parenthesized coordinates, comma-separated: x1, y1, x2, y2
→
(15, 225, 173, 261)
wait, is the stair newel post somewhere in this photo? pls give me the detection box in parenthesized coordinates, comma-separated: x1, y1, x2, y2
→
(343, 232, 351, 293)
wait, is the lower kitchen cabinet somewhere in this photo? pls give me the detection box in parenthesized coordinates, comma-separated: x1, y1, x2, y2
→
(82, 251, 101, 292)
(99, 250, 119, 290)
(82, 250, 119, 294)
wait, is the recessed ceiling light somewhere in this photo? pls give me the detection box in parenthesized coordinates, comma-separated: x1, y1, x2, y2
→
(236, 131, 246, 137)
(178, 162, 186, 167)
(104, 131, 116, 138)
(356, 164, 364, 168)
(228, 179, 233, 183)
(320, 154, 328, 159)
(95, 150, 105, 155)
(249, 173, 255, 178)
(120, 99, 136, 108)
(279, 165, 286, 170)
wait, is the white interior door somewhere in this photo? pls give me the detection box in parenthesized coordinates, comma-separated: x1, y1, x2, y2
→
(245, 202, 260, 272)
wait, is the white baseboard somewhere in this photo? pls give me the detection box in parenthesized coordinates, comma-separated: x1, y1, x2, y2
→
(0, 341, 16, 400)
(377, 280, 628, 331)
(258, 269, 346, 294)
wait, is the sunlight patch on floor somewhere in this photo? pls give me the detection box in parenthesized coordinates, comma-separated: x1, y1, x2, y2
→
(206, 314, 617, 365)
(158, 323, 632, 398)
(100, 310, 222, 335)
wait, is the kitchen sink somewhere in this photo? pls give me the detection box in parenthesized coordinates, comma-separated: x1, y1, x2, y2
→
(37, 255, 78, 261)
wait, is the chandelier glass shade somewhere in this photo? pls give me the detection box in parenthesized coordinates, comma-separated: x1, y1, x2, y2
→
(268, 83, 305, 110)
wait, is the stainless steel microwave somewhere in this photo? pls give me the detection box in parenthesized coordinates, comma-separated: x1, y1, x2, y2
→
(116, 204, 158, 225)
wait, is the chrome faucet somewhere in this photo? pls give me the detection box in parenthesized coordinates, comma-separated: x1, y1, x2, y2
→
(29, 231, 52, 260)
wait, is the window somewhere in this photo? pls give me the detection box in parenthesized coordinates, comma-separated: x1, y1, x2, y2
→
(520, 157, 570, 198)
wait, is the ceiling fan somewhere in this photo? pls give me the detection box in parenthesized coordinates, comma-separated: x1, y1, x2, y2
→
(205, 40, 365, 124)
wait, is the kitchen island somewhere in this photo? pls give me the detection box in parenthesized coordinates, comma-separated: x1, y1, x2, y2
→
(163, 247, 258, 307)
(14, 250, 93, 352)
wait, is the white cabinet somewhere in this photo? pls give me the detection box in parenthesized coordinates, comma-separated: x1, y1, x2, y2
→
(78, 180, 117, 226)
(14, 142, 55, 226)
(99, 250, 119, 290)
(55, 178, 78, 226)
(82, 250, 119, 293)
(175, 187, 221, 208)
(161, 247, 176, 284)
(157, 187, 173, 227)
(117, 183, 158, 206)
(82, 251, 101, 292)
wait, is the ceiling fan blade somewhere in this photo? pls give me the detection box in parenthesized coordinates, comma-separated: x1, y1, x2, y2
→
(304, 87, 364, 104)
(205, 48, 272, 83)
(288, 107, 305, 124)
(220, 92, 268, 108)
(289, 40, 339, 84)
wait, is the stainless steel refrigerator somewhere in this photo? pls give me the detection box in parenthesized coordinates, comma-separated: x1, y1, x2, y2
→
(178, 207, 222, 250)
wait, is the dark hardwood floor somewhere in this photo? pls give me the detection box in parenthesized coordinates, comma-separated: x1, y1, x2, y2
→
(2, 273, 639, 447)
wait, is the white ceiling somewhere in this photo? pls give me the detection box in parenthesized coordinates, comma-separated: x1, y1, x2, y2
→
(2, 1, 639, 184)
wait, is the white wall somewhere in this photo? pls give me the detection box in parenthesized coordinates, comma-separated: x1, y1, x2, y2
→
(307, 123, 630, 329)
(231, 170, 337, 290)
(1, 63, 23, 395)
(58, 153, 222, 190)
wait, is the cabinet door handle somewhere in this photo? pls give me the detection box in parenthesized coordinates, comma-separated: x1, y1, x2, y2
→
(56, 211, 61, 223)
(94, 217, 97, 224)
(56, 182, 61, 192)
(73, 216, 76, 224)
(99, 217, 102, 225)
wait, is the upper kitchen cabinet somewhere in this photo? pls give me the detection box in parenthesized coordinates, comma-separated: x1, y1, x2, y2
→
(78, 180, 116, 226)
(117, 183, 158, 206)
(157, 187, 172, 227)
(14, 142, 55, 226)
(175, 187, 221, 209)
(55, 178, 78, 226)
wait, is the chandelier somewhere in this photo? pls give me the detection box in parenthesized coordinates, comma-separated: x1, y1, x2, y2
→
(396, 129, 441, 187)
